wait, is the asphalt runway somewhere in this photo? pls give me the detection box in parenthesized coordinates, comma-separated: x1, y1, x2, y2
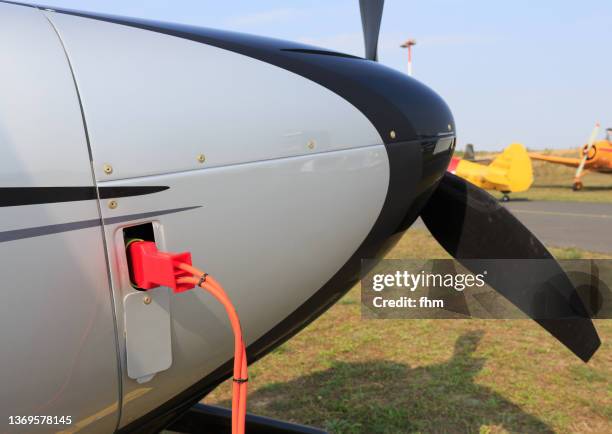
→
(414, 200, 612, 254)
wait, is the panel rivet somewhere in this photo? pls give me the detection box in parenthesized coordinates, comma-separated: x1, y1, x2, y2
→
(103, 164, 113, 175)
(143, 295, 152, 305)
(197, 154, 206, 164)
(108, 200, 118, 209)
(389, 130, 396, 139)
(307, 140, 315, 150)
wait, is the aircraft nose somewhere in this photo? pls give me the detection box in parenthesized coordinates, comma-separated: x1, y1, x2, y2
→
(269, 49, 455, 217)
(294, 53, 457, 231)
(276, 49, 455, 145)
(583, 143, 597, 160)
(178, 33, 457, 263)
(268, 49, 457, 249)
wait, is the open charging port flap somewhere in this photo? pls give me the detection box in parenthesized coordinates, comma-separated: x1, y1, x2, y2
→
(121, 221, 173, 382)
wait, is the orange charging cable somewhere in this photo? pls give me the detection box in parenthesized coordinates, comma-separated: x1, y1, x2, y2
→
(127, 241, 248, 434)
(176, 264, 248, 434)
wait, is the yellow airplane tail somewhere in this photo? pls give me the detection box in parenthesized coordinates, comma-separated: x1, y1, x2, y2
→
(485, 143, 533, 192)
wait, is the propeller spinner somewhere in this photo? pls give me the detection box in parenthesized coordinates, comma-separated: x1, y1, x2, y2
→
(574, 122, 600, 189)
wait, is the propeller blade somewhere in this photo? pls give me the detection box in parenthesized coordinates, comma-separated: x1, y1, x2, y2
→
(421, 172, 601, 362)
(574, 122, 600, 180)
(359, 0, 384, 61)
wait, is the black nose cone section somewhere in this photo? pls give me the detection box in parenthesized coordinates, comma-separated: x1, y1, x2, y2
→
(259, 46, 457, 230)
(264, 42, 457, 243)
(260, 47, 458, 250)
(279, 52, 456, 145)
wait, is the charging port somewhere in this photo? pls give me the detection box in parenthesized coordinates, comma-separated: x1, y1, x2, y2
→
(124, 223, 155, 290)
(123, 222, 155, 243)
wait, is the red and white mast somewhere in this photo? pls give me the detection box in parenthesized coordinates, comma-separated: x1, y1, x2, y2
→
(400, 38, 417, 76)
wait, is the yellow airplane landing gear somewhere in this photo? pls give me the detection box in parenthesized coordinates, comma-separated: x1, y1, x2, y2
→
(572, 173, 586, 191)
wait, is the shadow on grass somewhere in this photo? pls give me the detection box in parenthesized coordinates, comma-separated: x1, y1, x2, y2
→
(238, 331, 554, 433)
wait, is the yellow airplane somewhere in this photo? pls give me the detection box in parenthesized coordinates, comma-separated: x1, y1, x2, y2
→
(448, 143, 533, 201)
(530, 123, 612, 190)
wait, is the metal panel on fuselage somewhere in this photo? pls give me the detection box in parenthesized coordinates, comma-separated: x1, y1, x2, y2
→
(0, 4, 120, 433)
(44, 12, 384, 182)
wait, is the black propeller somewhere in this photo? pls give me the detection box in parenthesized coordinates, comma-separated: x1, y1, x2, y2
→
(357, 0, 600, 362)
(421, 173, 601, 362)
(359, 0, 384, 61)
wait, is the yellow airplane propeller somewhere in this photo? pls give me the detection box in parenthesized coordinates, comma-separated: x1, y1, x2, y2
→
(529, 122, 612, 190)
(574, 122, 600, 189)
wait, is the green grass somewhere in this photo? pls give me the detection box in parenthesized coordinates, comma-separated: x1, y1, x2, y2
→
(206, 228, 612, 433)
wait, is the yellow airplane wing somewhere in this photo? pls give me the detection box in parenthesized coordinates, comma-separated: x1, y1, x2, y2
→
(529, 153, 582, 168)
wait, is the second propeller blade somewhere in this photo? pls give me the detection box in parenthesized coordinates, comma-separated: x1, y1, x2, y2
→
(420, 172, 601, 362)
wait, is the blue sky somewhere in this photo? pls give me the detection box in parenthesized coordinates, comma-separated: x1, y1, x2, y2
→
(32, 0, 612, 150)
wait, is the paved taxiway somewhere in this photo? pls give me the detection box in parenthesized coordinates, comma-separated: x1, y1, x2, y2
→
(414, 200, 612, 254)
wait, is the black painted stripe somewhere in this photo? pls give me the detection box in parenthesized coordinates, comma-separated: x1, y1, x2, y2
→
(0, 206, 200, 242)
(0, 186, 168, 207)
(99, 186, 169, 199)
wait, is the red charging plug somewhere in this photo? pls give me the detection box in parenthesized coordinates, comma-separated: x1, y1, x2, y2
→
(127, 240, 195, 292)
